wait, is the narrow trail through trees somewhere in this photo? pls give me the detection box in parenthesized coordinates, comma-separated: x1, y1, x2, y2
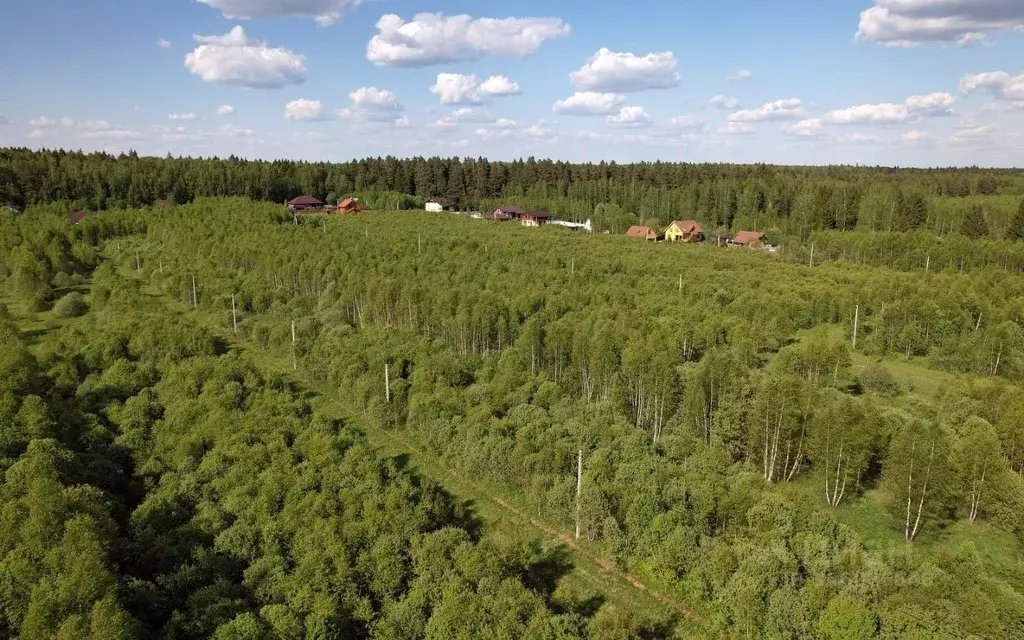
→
(345, 404, 705, 625)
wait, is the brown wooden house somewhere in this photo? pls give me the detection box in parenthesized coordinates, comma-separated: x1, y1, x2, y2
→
(338, 198, 362, 214)
(69, 210, 98, 225)
(288, 195, 324, 213)
(492, 205, 525, 220)
(522, 211, 550, 227)
(626, 225, 658, 241)
(732, 230, 766, 248)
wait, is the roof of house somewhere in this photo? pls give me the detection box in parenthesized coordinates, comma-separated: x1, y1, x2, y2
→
(490, 211, 513, 221)
(495, 205, 525, 215)
(288, 195, 324, 206)
(626, 225, 654, 238)
(338, 197, 359, 209)
(670, 219, 703, 234)
(733, 230, 765, 244)
(428, 197, 453, 206)
(524, 210, 550, 219)
(70, 210, 98, 224)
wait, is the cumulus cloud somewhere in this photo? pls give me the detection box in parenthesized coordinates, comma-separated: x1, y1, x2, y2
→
(337, 87, 406, 125)
(667, 115, 706, 131)
(709, 95, 740, 109)
(221, 123, 255, 137)
(168, 112, 198, 121)
(726, 68, 754, 81)
(951, 123, 996, 142)
(960, 71, 1024, 101)
(157, 38, 172, 48)
(569, 48, 680, 93)
(435, 108, 497, 127)
(523, 123, 555, 139)
(553, 92, 626, 115)
(197, 0, 364, 26)
(367, 13, 570, 67)
(28, 129, 44, 139)
(605, 106, 652, 127)
(284, 99, 327, 121)
(718, 122, 755, 135)
(185, 26, 307, 89)
(899, 129, 934, 144)
(855, 0, 1024, 47)
(824, 92, 957, 124)
(216, 105, 236, 116)
(785, 118, 828, 137)
(29, 117, 56, 127)
(496, 118, 517, 128)
(728, 98, 806, 122)
(429, 73, 521, 105)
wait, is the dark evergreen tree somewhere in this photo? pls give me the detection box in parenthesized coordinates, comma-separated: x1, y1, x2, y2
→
(961, 204, 990, 239)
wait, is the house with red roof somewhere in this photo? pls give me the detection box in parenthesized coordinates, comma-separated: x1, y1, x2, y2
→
(626, 225, 658, 241)
(665, 219, 704, 243)
(522, 211, 550, 227)
(732, 230, 766, 248)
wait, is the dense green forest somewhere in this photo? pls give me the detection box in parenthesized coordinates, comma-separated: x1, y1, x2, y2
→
(2, 195, 1024, 638)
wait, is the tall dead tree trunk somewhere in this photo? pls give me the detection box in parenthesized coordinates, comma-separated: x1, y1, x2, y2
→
(575, 449, 583, 540)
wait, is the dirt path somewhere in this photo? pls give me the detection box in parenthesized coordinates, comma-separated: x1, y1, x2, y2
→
(364, 415, 704, 625)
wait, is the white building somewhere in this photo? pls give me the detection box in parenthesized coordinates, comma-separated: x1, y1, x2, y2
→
(425, 201, 443, 212)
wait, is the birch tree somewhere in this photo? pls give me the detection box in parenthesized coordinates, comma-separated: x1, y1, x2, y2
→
(885, 419, 953, 542)
(809, 389, 873, 507)
(952, 416, 1004, 524)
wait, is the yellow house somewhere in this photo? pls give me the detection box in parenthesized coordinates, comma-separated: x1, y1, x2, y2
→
(664, 219, 704, 243)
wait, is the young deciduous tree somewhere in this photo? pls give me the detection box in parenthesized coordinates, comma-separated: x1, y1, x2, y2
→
(810, 390, 874, 507)
(884, 419, 953, 541)
(952, 416, 1004, 523)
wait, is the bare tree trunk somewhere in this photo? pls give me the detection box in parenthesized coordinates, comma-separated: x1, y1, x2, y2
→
(231, 293, 237, 335)
(192, 275, 198, 309)
(291, 320, 297, 371)
(385, 362, 391, 403)
(909, 443, 935, 542)
(852, 305, 859, 350)
(905, 441, 916, 541)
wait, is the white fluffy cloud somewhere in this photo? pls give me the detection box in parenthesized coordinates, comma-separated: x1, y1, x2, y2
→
(718, 122, 756, 135)
(728, 98, 806, 122)
(951, 124, 996, 142)
(553, 92, 626, 115)
(960, 71, 1024, 101)
(605, 106, 652, 127)
(216, 105, 236, 116)
(726, 68, 754, 81)
(284, 99, 327, 121)
(197, 0, 364, 26)
(668, 115, 706, 131)
(169, 112, 198, 121)
(157, 38, 172, 48)
(709, 95, 740, 109)
(367, 13, 570, 66)
(569, 48, 680, 93)
(855, 0, 1024, 47)
(337, 87, 406, 124)
(435, 108, 496, 127)
(185, 26, 307, 89)
(785, 118, 827, 137)
(899, 129, 934, 144)
(428, 73, 521, 105)
(823, 92, 957, 124)
(496, 118, 517, 128)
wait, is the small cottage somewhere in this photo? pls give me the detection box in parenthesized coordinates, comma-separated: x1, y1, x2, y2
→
(665, 219, 704, 243)
(492, 205, 525, 220)
(69, 210, 98, 225)
(626, 225, 658, 241)
(732, 231, 766, 248)
(288, 195, 324, 213)
(522, 211, 550, 227)
(426, 197, 455, 212)
(338, 198, 361, 214)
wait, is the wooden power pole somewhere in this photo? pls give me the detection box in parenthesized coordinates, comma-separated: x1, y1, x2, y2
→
(575, 449, 583, 540)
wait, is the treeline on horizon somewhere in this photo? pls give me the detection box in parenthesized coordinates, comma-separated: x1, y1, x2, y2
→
(4, 147, 1024, 244)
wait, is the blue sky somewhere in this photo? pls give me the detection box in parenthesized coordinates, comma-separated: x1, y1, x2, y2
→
(2, 0, 1024, 166)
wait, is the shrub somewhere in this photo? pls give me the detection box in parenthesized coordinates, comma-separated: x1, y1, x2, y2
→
(860, 363, 902, 396)
(54, 292, 88, 318)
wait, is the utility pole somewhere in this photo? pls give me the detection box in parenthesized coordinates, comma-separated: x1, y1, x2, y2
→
(575, 449, 583, 540)
(384, 363, 391, 404)
(852, 304, 859, 350)
(192, 275, 198, 309)
(231, 293, 237, 335)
